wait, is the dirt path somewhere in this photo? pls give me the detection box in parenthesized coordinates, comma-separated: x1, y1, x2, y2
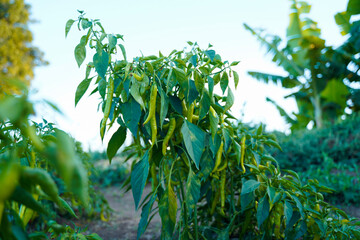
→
(82, 185, 161, 240)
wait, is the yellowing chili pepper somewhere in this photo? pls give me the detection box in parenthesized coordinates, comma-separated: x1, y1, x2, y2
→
(143, 84, 158, 125)
(187, 102, 194, 123)
(240, 135, 246, 174)
(220, 169, 226, 215)
(100, 77, 114, 139)
(162, 118, 176, 155)
(212, 141, 224, 173)
(132, 73, 143, 81)
(150, 163, 158, 189)
(150, 116, 157, 146)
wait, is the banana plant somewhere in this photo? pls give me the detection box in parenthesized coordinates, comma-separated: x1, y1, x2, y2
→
(244, 0, 357, 130)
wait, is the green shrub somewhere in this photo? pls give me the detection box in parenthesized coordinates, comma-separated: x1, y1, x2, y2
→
(300, 153, 360, 205)
(269, 115, 360, 171)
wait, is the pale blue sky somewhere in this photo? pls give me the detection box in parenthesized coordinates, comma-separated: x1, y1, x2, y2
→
(28, 0, 347, 150)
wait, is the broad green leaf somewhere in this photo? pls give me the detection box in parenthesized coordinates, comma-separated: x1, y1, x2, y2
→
(181, 120, 206, 169)
(108, 34, 117, 51)
(267, 186, 275, 204)
(0, 161, 19, 201)
(121, 97, 141, 137)
(75, 77, 92, 106)
(347, 0, 360, 15)
(189, 55, 198, 67)
(81, 19, 91, 29)
(224, 88, 234, 112)
(199, 89, 210, 120)
(106, 126, 127, 163)
(199, 149, 214, 181)
(213, 72, 220, 85)
(65, 19, 75, 37)
(264, 139, 282, 151)
(130, 79, 145, 109)
(208, 76, 214, 97)
(159, 185, 177, 239)
(291, 194, 305, 218)
(98, 78, 106, 100)
(222, 128, 232, 153)
(93, 50, 109, 79)
(74, 43, 86, 67)
(131, 150, 150, 210)
(187, 80, 199, 104)
(230, 61, 240, 66)
(284, 200, 293, 226)
(241, 180, 260, 195)
(287, 2, 302, 48)
(257, 195, 270, 227)
(169, 95, 183, 114)
(137, 194, 156, 240)
(185, 169, 201, 216)
(173, 68, 189, 97)
(160, 89, 169, 129)
(335, 12, 351, 35)
(10, 186, 45, 214)
(220, 72, 228, 94)
(57, 197, 77, 219)
(233, 70, 239, 89)
(320, 79, 349, 109)
(194, 70, 204, 93)
(205, 50, 215, 62)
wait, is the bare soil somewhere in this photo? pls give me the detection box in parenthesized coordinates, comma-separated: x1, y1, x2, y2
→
(75, 185, 161, 240)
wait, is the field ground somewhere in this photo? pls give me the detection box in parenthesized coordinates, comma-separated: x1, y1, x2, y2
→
(73, 186, 161, 240)
(67, 185, 360, 240)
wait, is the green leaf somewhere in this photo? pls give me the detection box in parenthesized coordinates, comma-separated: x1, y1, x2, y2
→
(257, 195, 270, 227)
(233, 70, 239, 89)
(75, 77, 92, 106)
(57, 197, 77, 219)
(81, 19, 91, 29)
(241, 180, 260, 195)
(335, 12, 351, 35)
(137, 194, 156, 240)
(284, 200, 293, 226)
(264, 139, 282, 151)
(187, 80, 199, 104)
(194, 70, 204, 93)
(320, 79, 349, 109)
(199, 89, 210, 120)
(189, 55, 198, 67)
(224, 88, 234, 112)
(10, 186, 45, 214)
(220, 72, 228, 94)
(173, 68, 189, 97)
(347, 0, 360, 15)
(108, 34, 117, 50)
(121, 98, 140, 137)
(93, 50, 109, 79)
(205, 50, 216, 62)
(130, 79, 145, 109)
(208, 76, 214, 97)
(119, 44, 127, 61)
(160, 89, 169, 129)
(159, 185, 177, 239)
(131, 150, 150, 210)
(199, 149, 214, 181)
(185, 169, 201, 216)
(107, 126, 127, 163)
(65, 19, 75, 37)
(181, 120, 206, 169)
(98, 78, 106, 99)
(74, 43, 86, 68)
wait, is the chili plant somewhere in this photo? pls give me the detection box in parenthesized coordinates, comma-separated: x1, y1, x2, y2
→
(69, 13, 360, 239)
